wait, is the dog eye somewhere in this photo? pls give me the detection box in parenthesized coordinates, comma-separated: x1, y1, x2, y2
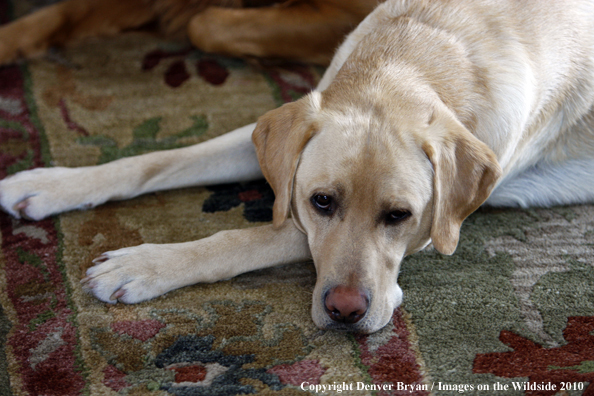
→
(311, 194, 333, 213)
(385, 210, 411, 224)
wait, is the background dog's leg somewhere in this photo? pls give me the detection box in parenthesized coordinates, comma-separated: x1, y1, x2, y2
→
(0, 0, 156, 64)
(487, 157, 594, 208)
(187, 1, 375, 65)
(82, 221, 310, 303)
(0, 123, 262, 220)
(488, 108, 594, 208)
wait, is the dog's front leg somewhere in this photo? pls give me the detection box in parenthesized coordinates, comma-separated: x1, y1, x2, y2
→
(82, 221, 310, 303)
(0, 123, 262, 220)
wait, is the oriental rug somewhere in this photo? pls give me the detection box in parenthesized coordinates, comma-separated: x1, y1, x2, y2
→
(1, 1, 594, 395)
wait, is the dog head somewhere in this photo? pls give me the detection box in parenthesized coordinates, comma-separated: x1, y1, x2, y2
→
(252, 90, 501, 333)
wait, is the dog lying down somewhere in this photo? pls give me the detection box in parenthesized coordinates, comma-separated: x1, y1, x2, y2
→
(0, 0, 378, 66)
(2, 0, 594, 334)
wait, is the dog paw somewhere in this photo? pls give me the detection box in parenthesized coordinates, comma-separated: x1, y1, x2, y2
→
(0, 15, 52, 65)
(0, 39, 17, 65)
(0, 167, 104, 220)
(82, 244, 178, 304)
(0, 24, 34, 65)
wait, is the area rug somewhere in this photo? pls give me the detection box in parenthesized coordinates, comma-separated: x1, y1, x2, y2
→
(1, 1, 594, 395)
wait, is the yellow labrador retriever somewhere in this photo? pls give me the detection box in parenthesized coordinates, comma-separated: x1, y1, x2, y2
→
(2, 0, 594, 333)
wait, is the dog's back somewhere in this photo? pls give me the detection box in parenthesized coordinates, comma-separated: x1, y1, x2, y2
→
(317, 0, 594, 208)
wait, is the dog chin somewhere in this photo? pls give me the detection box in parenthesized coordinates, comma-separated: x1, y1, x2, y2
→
(389, 283, 404, 311)
(311, 310, 394, 334)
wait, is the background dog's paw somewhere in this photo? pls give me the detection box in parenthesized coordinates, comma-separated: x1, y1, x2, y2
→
(0, 167, 102, 220)
(0, 24, 41, 65)
(0, 13, 55, 66)
(82, 245, 171, 304)
(0, 39, 18, 65)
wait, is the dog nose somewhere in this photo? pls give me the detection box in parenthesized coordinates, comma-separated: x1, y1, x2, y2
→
(324, 286, 368, 324)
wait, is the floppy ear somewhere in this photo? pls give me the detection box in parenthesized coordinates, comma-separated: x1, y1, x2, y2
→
(422, 110, 502, 255)
(252, 94, 319, 228)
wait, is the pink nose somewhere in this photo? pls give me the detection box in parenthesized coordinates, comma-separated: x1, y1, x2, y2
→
(324, 286, 368, 324)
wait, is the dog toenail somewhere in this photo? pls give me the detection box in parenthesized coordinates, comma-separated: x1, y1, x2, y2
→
(110, 290, 125, 301)
(93, 255, 108, 264)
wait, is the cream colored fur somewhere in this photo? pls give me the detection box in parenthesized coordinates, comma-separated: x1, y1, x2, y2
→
(1, 0, 594, 333)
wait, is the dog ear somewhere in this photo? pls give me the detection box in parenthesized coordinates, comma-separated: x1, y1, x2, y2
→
(252, 94, 319, 228)
(422, 110, 502, 255)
